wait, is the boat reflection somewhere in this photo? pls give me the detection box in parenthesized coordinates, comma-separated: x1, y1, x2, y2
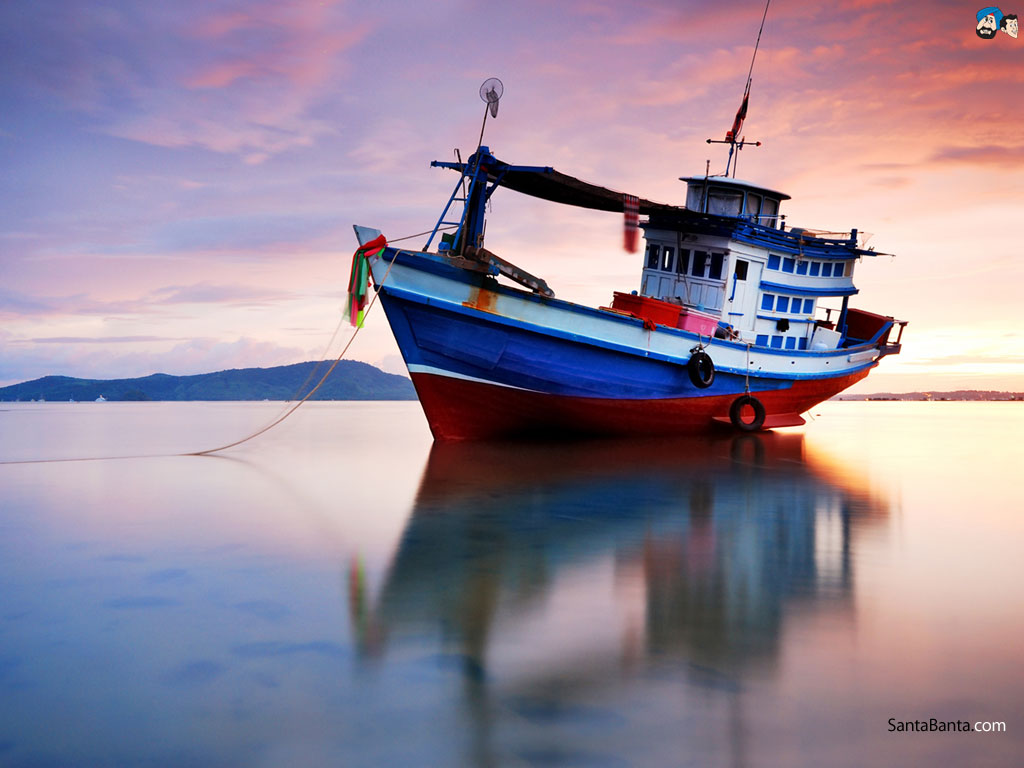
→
(353, 432, 888, 685)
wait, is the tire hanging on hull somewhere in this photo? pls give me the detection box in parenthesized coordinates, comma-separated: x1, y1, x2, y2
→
(687, 351, 715, 389)
(729, 394, 766, 431)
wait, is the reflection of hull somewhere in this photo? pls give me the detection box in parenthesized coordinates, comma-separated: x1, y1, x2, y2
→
(360, 434, 887, 676)
(374, 251, 881, 440)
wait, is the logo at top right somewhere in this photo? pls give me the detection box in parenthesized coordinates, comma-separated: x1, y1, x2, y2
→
(977, 7, 1018, 38)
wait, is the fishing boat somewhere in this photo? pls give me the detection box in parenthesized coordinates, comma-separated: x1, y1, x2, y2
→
(351, 78, 905, 441)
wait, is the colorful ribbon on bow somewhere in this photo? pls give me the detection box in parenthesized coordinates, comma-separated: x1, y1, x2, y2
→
(346, 234, 387, 327)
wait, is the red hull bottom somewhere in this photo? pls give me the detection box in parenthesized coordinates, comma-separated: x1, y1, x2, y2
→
(410, 370, 872, 441)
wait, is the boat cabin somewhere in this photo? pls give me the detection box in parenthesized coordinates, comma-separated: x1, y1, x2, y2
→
(637, 175, 873, 351)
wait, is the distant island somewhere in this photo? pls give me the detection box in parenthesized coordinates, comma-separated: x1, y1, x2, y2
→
(0, 361, 417, 402)
(835, 391, 1022, 401)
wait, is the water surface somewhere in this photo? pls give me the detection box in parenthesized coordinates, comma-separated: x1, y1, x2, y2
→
(1, 401, 1021, 766)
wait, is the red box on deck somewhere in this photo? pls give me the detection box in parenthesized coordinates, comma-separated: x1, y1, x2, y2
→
(611, 292, 681, 327)
(610, 292, 719, 336)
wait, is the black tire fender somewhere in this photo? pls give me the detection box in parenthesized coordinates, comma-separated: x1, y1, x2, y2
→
(687, 351, 715, 389)
(729, 395, 766, 432)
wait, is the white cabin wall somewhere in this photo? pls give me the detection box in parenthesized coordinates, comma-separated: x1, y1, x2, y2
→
(640, 228, 731, 314)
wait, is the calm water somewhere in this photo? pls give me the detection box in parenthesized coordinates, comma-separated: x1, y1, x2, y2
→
(1, 401, 1021, 767)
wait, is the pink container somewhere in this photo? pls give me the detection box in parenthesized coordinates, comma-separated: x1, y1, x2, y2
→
(677, 308, 718, 336)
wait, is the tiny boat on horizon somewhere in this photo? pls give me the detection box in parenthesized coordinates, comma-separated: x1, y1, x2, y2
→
(351, 80, 905, 441)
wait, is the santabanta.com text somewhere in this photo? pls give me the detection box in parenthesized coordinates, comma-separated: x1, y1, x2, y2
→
(887, 718, 1006, 733)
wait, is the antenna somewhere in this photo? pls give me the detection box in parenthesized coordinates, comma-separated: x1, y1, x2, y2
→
(706, 0, 770, 176)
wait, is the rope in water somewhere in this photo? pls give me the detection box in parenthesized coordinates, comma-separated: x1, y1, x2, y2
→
(0, 236, 416, 466)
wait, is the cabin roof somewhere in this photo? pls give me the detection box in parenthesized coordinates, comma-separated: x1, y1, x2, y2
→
(679, 175, 790, 201)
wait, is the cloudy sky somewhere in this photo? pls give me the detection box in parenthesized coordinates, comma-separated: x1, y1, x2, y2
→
(2, 0, 1022, 392)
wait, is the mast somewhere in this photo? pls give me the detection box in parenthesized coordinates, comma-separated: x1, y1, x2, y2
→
(706, 0, 770, 177)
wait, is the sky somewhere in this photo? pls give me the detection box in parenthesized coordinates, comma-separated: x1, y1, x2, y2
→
(2, 0, 1023, 393)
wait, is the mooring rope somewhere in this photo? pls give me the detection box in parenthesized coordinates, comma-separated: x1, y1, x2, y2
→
(0, 242, 403, 466)
(185, 250, 398, 457)
(744, 342, 752, 394)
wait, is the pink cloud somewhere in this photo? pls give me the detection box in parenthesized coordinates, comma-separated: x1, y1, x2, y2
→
(930, 145, 1024, 167)
(184, 0, 370, 91)
(187, 61, 261, 90)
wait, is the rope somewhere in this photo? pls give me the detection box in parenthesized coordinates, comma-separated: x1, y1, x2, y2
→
(744, 342, 752, 394)
(186, 249, 399, 456)
(0, 244, 401, 466)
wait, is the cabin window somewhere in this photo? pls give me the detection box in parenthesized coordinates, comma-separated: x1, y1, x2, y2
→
(676, 249, 690, 274)
(770, 336, 784, 349)
(691, 250, 708, 277)
(707, 188, 743, 217)
(782, 257, 796, 273)
(785, 337, 797, 350)
(761, 293, 774, 310)
(709, 253, 724, 280)
(796, 260, 808, 276)
(809, 262, 821, 277)
(776, 296, 790, 313)
(745, 193, 761, 220)
(767, 254, 781, 270)
(821, 262, 833, 277)
(734, 259, 749, 281)
(756, 334, 769, 346)
(661, 246, 675, 272)
(803, 298, 815, 314)
(799, 338, 808, 350)
(646, 243, 660, 269)
(762, 198, 779, 227)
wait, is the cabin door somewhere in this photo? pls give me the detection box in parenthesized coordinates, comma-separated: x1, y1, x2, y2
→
(727, 259, 762, 332)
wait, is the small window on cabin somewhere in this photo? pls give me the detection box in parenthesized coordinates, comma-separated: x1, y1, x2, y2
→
(676, 249, 690, 274)
(691, 250, 708, 277)
(662, 246, 675, 272)
(709, 253, 724, 280)
(775, 296, 790, 313)
(785, 337, 797, 350)
(761, 293, 774, 311)
(646, 244, 660, 269)
(809, 262, 821, 277)
(796, 260, 808, 276)
(707, 188, 743, 217)
(756, 334, 769, 346)
(768, 254, 781, 270)
(782, 258, 795, 273)
(803, 299, 815, 314)
(799, 337, 808, 350)
(770, 336, 784, 349)
(762, 198, 779, 226)
(734, 259, 749, 281)
(745, 193, 761, 220)
(820, 262, 833, 277)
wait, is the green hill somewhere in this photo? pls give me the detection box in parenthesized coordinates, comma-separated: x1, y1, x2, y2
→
(0, 361, 417, 402)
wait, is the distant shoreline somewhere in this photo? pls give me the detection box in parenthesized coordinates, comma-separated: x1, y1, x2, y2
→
(0, 361, 417, 403)
(834, 391, 1022, 402)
